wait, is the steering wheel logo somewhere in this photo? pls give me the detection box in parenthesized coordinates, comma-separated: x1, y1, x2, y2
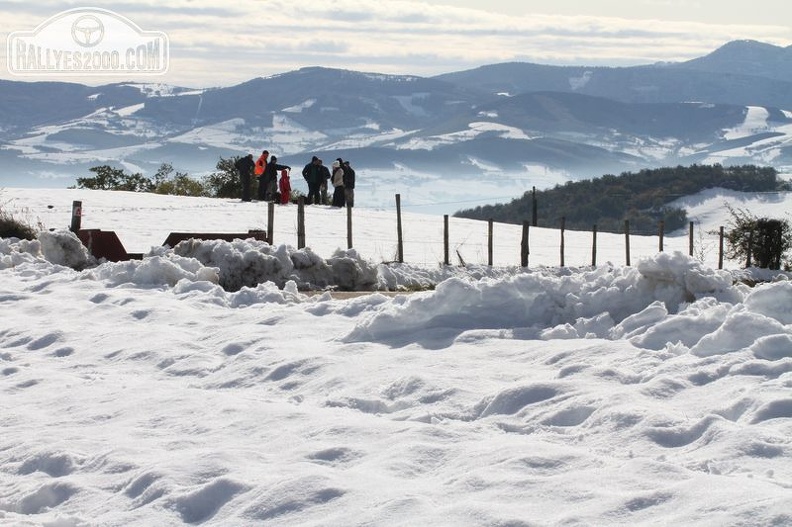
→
(71, 15, 105, 47)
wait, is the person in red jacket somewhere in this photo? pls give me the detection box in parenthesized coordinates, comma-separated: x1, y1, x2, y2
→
(278, 168, 291, 204)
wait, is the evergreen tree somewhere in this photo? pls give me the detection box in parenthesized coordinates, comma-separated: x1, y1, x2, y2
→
(725, 205, 792, 270)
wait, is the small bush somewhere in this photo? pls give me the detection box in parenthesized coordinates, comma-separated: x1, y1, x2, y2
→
(74, 165, 146, 191)
(0, 202, 40, 240)
(203, 156, 243, 199)
(725, 204, 792, 270)
(153, 163, 208, 197)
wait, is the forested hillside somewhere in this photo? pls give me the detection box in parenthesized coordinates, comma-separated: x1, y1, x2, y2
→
(454, 165, 787, 234)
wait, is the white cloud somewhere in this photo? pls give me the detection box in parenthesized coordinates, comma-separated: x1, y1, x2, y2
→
(1, 0, 790, 87)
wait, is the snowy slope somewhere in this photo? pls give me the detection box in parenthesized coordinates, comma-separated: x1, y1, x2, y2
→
(0, 189, 791, 526)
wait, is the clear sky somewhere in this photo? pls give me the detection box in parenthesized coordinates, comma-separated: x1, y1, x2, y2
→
(2, 0, 791, 87)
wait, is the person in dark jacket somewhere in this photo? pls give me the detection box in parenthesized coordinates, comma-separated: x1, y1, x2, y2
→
(342, 160, 356, 207)
(234, 153, 255, 202)
(301, 156, 322, 204)
(318, 159, 331, 204)
(259, 155, 291, 201)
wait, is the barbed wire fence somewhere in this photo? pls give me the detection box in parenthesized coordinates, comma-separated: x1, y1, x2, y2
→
(62, 191, 767, 270)
(258, 194, 743, 270)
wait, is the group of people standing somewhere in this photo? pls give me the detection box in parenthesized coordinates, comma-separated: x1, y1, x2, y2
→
(234, 150, 291, 204)
(235, 150, 355, 208)
(301, 156, 355, 207)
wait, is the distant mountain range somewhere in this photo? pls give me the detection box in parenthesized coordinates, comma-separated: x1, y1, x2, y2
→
(2, 39, 792, 189)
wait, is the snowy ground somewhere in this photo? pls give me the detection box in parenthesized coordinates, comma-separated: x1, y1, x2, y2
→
(1, 188, 791, 526)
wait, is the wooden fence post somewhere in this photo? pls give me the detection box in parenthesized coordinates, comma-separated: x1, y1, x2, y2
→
(718, 226, 724, 269)
(688, 221, 694, 257)
(487, 219, 493, 266)
(560, 216, 566, 267)
(297, 197, 305, 249)
(592, 224, 597, 267)
(267, 201, 275, 244)
(70, 200, 82, 232)
(395, 194, 404, 263)
(531, 187, 538, 227)
(746, 230, 753, 268)
(624, 220, 631, 266)
(521, 221, 529, 267)
(443, 215, 449, 266)
(346, 204, 353, 249)
(658, 220, 665, 252)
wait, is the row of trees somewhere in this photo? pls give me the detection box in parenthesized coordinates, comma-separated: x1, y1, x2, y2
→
(72, 157, 252, 199)
(455, 164, 789, 235)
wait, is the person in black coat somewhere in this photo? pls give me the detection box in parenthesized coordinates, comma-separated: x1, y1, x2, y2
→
(318, 159, 331, 204)
(301, 156, 322, 204)
(259, 155, 291, 201)
(342, 160, 356, 207)
(234, 154, 255, 202)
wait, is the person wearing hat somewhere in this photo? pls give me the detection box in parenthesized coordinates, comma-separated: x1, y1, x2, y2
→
(278, 167, 292, 205)
(330, 159, 346, 207)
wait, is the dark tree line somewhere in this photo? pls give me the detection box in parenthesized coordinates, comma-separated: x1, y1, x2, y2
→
(455, 164, 788, 234)
(73, 157, 254, 199)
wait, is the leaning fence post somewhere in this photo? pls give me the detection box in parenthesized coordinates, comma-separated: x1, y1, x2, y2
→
(746, 230, 753, 268)
(688, 221, 694, 257)
(560, 216, 566, 267)
(624, 219, 631, 266)
(592, 224, 597, 267)
(521, 221, 529, 267)
(267, 201, 275, 244)
(70, 200, 82, 232)
(718, 226, 724, 269)
(443, 214, 449, 266)
(297, 197, 306, 249)
(658, 220, 665, 252)
(487, 219, 494, 266)
(395, 194, 404, 263)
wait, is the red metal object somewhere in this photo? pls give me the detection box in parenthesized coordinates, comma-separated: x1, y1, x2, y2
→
(77, 229, 132, 262)
(75, 229, 269, 262)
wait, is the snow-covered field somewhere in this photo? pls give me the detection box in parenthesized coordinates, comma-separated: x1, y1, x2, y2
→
(1, 188, 791, 526)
